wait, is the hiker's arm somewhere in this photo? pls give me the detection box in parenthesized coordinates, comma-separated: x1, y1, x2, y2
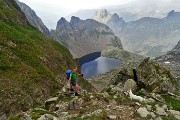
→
(77, 73, 81, 76)
(69, 77, 71, 83)
(77, 73, 83, 77)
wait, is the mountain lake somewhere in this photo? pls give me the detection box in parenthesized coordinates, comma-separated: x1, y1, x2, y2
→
(81, 56, 120, 79)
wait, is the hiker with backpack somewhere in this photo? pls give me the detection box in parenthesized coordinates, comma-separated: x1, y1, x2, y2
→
(65, 67, 83, 96)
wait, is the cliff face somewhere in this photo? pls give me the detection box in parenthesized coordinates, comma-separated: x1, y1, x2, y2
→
(156, 40, 180, 76)
(92, 9, 180, 58)
(51, 16, 123, 58)
(15, 0, 50, 36)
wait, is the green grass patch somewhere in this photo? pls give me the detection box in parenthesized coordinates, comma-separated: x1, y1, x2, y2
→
(162, 116, 177, 120)
(8, 114, 21, 120)
(162, 95, 180, 111)
(0, 60, 9, 71)
(30, 109, 58, 119)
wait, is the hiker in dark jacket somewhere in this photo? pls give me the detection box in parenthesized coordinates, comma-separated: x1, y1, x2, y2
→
(69, 67, 82, 96)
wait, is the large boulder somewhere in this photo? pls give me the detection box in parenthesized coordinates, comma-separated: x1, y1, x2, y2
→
(137, 107, 150, 118)
(112, 58, 176, 93)
(123, 79, 137, 91)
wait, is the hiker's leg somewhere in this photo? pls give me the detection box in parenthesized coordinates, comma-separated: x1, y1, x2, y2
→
(74, 83, 79, 92)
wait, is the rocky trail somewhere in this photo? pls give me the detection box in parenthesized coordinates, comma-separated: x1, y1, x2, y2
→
(6, 58, 180, 120)
(8, 79, 180, 120)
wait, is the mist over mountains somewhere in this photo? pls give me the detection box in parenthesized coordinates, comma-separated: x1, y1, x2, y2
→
(92, 9, 180, 57)
(66, 0, 180, 22)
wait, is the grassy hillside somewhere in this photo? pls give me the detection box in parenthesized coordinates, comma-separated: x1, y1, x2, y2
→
(0, 0, 77, 116)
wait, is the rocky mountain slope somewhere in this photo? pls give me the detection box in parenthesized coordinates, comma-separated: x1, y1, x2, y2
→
(0, 0, 84, 118)
(8, 58, 180, 120)
(51, 16, 123, 58)
(156, 40, 180, 77)
(15, 0, 50, 36)
(93, 9, 180, 58)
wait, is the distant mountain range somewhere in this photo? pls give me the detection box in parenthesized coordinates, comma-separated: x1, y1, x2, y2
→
(15, 0, 180, 58)
(51, 16, 123, 58)
(92, 9, 180, 57)
(15, 0, 50, 36)
(66, 0, 180, 22)
(15, 1, 123, 58)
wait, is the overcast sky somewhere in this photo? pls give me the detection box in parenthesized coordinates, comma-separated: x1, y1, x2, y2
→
(18, 0, 179, 29)
(19, 0, 131, 13)
(19, 0, 132, 29)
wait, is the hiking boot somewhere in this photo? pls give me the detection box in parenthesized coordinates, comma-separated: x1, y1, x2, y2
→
(75, 92, 80, 96)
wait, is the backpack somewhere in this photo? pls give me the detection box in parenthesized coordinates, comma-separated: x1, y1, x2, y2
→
(65, 70, 72, 80)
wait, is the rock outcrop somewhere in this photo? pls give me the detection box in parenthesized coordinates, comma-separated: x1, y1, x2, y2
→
(93, 9, 180, 58)
(51, 16, 123, 58)
(15, 0, 50, 36)
(9, 72, 180, 120)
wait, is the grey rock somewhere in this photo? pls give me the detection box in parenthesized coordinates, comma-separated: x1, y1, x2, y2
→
(175, 115, 180, 120)
(162, 105, 168, 110)
(156, 106, 168, 116)
(155, 117, 163, 120)
(102, 92, 110, 98)
(168, 109, 180, 115)
(150, 112, 156, 118)
(108, 115, 117, 119)
(123, 79, 137, 91)
(45, 97, 58, 103)
(111, 87, 122, 93)
(137, 107, 150, 118)
(37, 114, 57, 120)
(90, 95, 94, 99)
(109, 85, 115, 89)
(21, 113, 32, 120)
(0, 113, 7, 120)
(146, 105, 152, 111)
(113, 95, 118, 99)
(135, 102, 141, 106)
(61, 112, 69, 117)
(68, 97, 84, 109)
(112, 106, 123, 110)
(55, 102, 68, 111)
(145, 98, 155, 104)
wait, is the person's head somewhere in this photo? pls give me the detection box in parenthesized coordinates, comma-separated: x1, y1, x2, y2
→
(72, 67, 77, 72)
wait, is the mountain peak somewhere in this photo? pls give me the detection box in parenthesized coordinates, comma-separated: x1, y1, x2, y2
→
(167, 10, 175, 17)
(110, 13, 125, 22)
(96, 9, 109, 18)
(171, 40, 180, 54)
(57, 17, 68, 24)
(70, 16, 81, 24)
(167, 10, 180, 18)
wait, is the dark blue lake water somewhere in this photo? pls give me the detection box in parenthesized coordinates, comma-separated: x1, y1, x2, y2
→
(81, 57, 120, 79)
